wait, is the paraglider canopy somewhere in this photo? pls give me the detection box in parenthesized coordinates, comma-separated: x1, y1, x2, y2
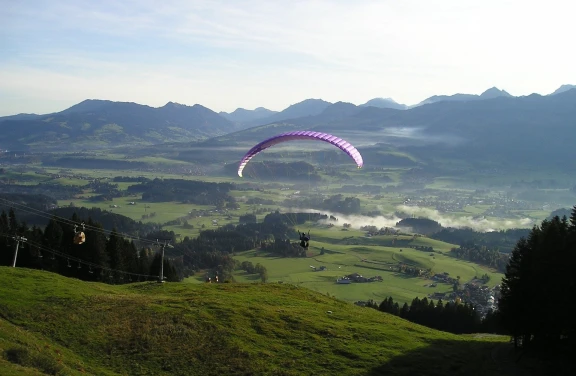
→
(237, 131, 363, 177)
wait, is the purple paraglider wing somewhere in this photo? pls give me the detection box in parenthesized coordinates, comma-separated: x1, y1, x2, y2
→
(237, 131, 363, 177)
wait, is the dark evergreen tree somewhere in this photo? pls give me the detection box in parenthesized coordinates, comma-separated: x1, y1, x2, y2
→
(0, 210, 12, 265)
(8, 208, 18, 234)
(399, 302, 409, 318)
(499, 213, 575, 351)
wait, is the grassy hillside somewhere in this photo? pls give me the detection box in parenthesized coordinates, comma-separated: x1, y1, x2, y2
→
(0, 267, 508, 376)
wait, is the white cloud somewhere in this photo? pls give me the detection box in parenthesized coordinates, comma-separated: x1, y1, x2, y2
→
(1, 0, 575, 115)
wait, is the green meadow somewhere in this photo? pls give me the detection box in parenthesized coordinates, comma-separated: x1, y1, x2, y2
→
(0, 267, 508, 376)
(231, 235, 503, 305)
(1, 153, 521, 309)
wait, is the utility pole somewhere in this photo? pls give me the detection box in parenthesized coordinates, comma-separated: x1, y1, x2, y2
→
(12, 236, 27, 267)
(157, 240, 174, 283)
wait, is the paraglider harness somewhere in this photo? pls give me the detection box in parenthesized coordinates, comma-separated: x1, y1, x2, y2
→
(299, 230, 310, 249)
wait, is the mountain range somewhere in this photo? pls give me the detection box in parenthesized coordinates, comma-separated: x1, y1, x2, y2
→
(207, 87, 576, 170)
(0, 85, 574, 155)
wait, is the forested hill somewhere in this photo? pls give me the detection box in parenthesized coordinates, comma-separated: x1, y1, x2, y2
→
(395, 217, 530, 253)
(0, 100, 237, 151)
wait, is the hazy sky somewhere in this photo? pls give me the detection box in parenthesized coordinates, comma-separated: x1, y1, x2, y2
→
(1, 0, 574, 116)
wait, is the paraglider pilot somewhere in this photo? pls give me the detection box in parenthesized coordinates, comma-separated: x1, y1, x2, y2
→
(299, 231, 310, 249)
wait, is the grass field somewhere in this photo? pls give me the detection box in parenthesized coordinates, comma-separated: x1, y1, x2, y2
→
(231, 239, 503, 305)
(50, 176, 507, 307)
(0, 157, 523, 312)
(0, 267, 508, 376)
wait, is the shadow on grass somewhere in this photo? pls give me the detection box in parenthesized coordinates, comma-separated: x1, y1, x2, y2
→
(366, 338, 504, 376)
(366, 338, 575, 376)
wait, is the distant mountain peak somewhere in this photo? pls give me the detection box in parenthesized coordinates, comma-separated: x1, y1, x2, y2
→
(163, 101, 187, 108)
(319, 101, 359, 118)
(550, 84, 576, 95)
(219, 106, 278, 125)
(418, 87, 512, 106)
(361, 98, 407, 110)
(60, 99, 114, 114)
(480, 87, 512, 98)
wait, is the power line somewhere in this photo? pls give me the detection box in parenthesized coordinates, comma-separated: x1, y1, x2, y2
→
(0, 197, 163, 247)
(0, 195, 246, 279)
(1, 232, 160, 281)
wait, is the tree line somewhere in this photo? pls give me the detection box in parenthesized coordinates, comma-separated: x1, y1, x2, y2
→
(499, 207, 576, 356)
(449, 242, 510, 272)
(0, 208, 181, 283)
(371, 206, 576, 369)
(367, 296, 500, 334)
(282, 194, 361, 214)
(431, 227, 530, 253)
(1, 204, 320, 285)
(126, 178, 237, 207)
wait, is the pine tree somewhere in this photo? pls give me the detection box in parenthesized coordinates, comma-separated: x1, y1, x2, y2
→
(107, 229, 123, 271)
(0, 210, 12, 265)
(8, 208, 18, 234)
(499, 214, 573, 349)
(399, 302, 409, 318)
(76, 218, 109, 281)
(43, 217, 63, 250)
(499, 235, 536, 347)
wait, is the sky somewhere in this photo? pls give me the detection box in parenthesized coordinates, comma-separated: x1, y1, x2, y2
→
(1, 0, 575, 116)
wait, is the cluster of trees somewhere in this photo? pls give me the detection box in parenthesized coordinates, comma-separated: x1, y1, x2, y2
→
(397, 264, 428, 277)
(86, 181, 125, 201)
(370, 296, 498, 334)
(112, 176, 151, 183)
(359, 225, 399, 235)
(450, 242, 509, 272)
(260, 238, 306, 257)
(0, 209, 181, 283)
(431, 227, 530, 253)
(51, 207, 160, 236)
(245, 197, 276, 205)
(395, 217, 442, 235)
(127, 179, 237, 207)
(239, 261, 268, 282)
(0, 193, 57, 215)
(318, 195, 361, 214)
(479, 273, 490, 283)
(282, 194, 361, 214)
(173, 219, 298, 280)
(0, 183, 84, 200)
(239, 214, 257, 224)
(411, 245, 435, 252)
(499, 208, 576, 353)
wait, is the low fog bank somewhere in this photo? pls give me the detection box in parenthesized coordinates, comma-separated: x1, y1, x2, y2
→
(342, 126, 467, 148)
(395, 205, 534, 232)
(286, 204, 535, 233)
